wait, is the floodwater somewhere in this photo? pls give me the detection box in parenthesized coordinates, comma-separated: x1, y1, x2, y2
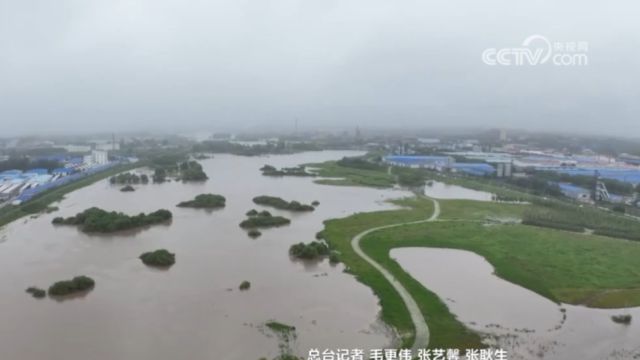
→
(0, 151, 413, 360)
(423, 181, 493, 201)
(391, 248, 640, 360)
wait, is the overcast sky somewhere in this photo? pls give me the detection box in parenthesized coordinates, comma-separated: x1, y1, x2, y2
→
(0, 0, 638, 137)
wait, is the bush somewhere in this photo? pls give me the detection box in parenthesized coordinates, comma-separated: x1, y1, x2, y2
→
(52, 207, 172, 233)
(179, 161, 208, 181)
(311, 201, 320, 206)
(253, 196, 314, 212)
(177, 194, 226, 208)
(611, 314, 632, 325)
(139, 249, 176, 267)
(239, 214, 290, 229)
(289, 241, 330, 260)
(246, 209, 259, 216)
(120, 185, 135, 192)
(248, 229, 262, 238)
(48, 276, 95, 296)
(239, 281, 251, 290)
(26, 286, 46, 298)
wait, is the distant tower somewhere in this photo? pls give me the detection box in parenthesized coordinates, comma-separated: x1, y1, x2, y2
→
(592, 170, 610, 202)
(499, 129, 507, 142)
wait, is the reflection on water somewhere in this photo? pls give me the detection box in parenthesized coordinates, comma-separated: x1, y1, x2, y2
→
(0, 151, 411, 360)
(391, 248, 640, 360)
(423, 181, 493, 201)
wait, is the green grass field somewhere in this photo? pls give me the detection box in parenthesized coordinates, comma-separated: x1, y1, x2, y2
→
(306, 161, 396, 188)
(322, 194, 640, 350)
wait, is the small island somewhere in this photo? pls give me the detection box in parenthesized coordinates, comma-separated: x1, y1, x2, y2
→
(239, 211, 290, 229)
(289, 241, 330, 260)
(48, 276, 95, 297)
(177, 194, 226, 208)
(120, 185, 135, 192)
(139, 249, 176, 268)
(52, 207, 172, 233)
(239, 280, 251, 290)
(253, 196, 314, 212)
(26, 286, 46, 298)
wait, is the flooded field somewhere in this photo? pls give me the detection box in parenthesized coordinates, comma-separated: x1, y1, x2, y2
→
(391, 248, 640, 360)
(0, 151, 412, 360)
(423, 181, 493, 201)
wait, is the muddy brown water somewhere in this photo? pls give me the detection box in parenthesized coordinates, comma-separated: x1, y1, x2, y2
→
(392, 248, 640, 360)
(0, 151, 412, 360)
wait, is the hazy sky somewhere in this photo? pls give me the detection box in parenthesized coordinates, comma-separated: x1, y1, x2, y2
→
(0, 0, 638, 136)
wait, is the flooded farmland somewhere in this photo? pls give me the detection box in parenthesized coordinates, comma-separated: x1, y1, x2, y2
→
(0, 151, 411, 360)
(391, 248, 640, 360)
(423, 181, 494, 201)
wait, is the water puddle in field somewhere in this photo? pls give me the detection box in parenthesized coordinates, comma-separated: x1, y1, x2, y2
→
(391, 248, 640, 360)
(423, 181, 493, 201)
(0, 151, 412, 360)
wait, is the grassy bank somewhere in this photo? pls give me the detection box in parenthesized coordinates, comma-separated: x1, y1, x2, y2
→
(322, 197, 483, 349)
(363, 217, 640, 309)
(306, 161, 395, 188)
(0, 163, 140, 229)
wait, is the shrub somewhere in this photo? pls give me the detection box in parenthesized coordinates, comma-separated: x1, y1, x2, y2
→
(248, 229, 262, 238)
(239, 281, 251, 290)
(246, 209, 258, 216)
(139, 249, 176, 267)
(48, 276, 95, 296)
(26, 286, 46, 298)
(177, 194, 226, 208)
(120, 185, 135, 192)
(253, 196, 314, 212)
(311, 200, 320, 206)
(289, 241, 330, 260)
(611, 314, 632, 325)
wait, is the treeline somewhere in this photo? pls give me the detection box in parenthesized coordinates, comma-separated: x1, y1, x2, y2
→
(260, 165, 315, 177)
(336, 156, 386, 171)
(177, 194, 225, 208)
(505, 177, 564, 197)
(192, 140, 321, 156)
(179, 161, 208, 181)
(522, 200, 640, 241)
(110, 172, 149, 184)
(52, 207, 172, 233)
(253, 196, 314, 211)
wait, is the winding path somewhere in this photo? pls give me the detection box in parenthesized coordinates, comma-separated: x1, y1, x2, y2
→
(351, 197, 440, 352)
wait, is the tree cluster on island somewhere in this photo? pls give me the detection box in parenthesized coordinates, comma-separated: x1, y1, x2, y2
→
(52, 207, 172, 233)
(260, 164, 315, 177)
(26, 286, 46, 298)
(179, 161, 208, 181)
(110, 172, 149, 185)
(239, 280, 251, 290)
(177, 194, 226, 208)
(289, 241, 330, 260)
(139, 249, 176, 268)
(253, 196, 314, 212)
(239, 210, 290, 229)
(48, 276, 95, 297)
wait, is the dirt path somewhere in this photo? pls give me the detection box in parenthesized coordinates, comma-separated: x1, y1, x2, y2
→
(351, 197, 440, 352)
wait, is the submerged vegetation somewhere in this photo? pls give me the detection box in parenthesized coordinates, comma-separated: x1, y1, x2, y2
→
(289, 241, 330, 260)
(260, 164, 315, 177)
(611, 314, 632, 325)
(239, 281, 251, 290)
(110, 172, 149, 185)
(48, 276, 95, 297)
(52, 207, 172, 233)
(248, 229, 262, 238)
(177, 194, 226, 208)
(120, 185, 135, 192)
(139, 249, 176, 268)
(26, 286, 46, 298)
(253, 196, 314, 212)
(239, 211, 290, 229)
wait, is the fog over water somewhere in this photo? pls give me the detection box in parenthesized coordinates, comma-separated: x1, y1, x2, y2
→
(0, 1, 638, 136)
